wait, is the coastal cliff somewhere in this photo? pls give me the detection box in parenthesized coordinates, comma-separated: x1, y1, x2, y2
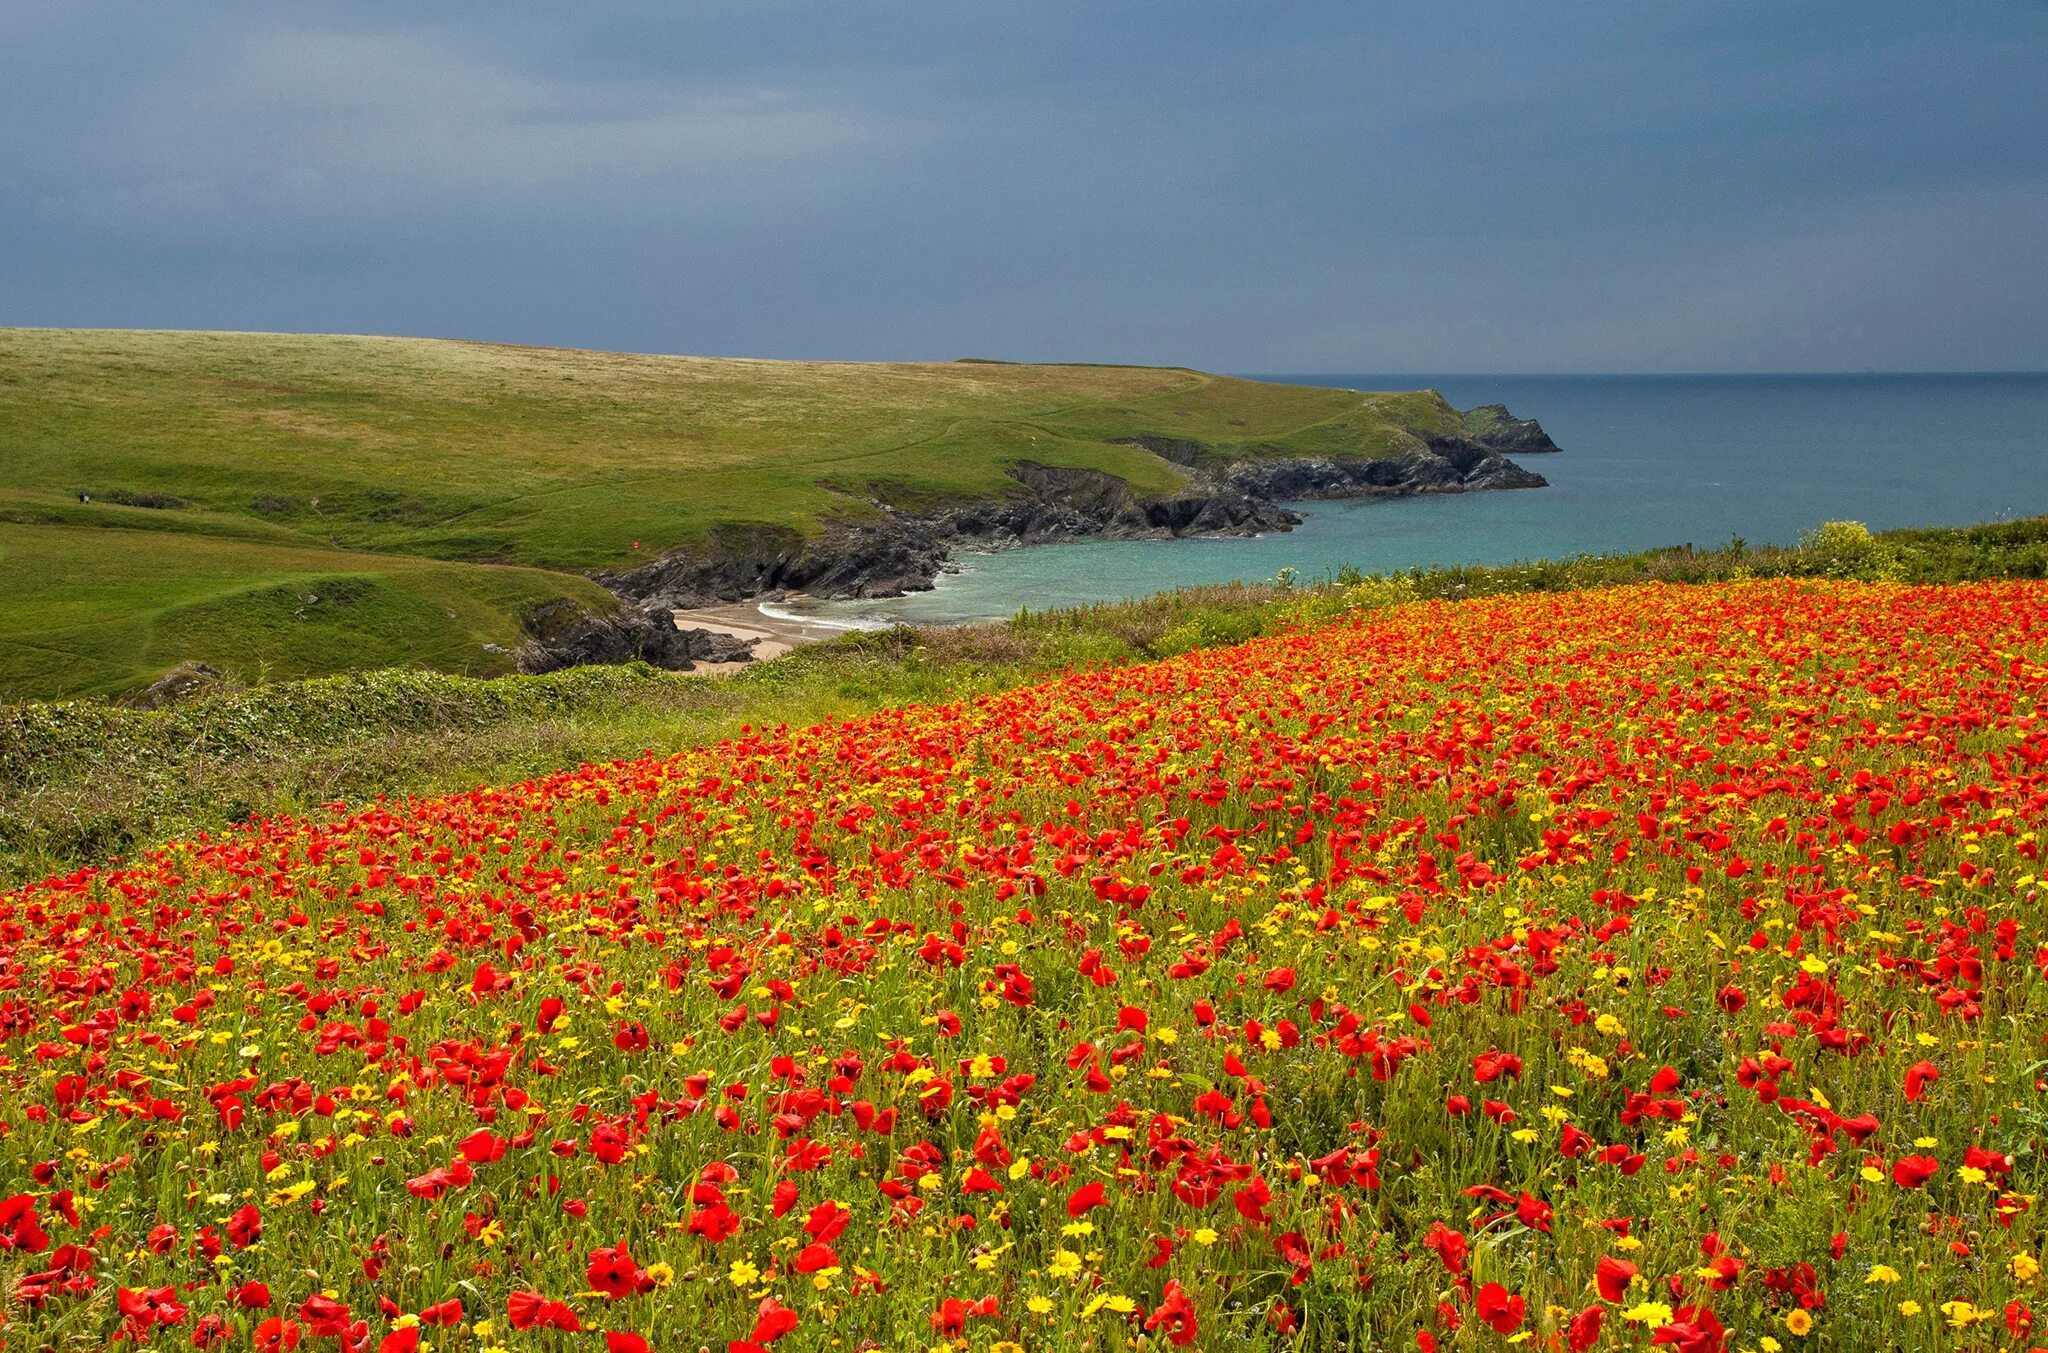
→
(0, 330, 1574, 698)
(594, 400, 1560, 610)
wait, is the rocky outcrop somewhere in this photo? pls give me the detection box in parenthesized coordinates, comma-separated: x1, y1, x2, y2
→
(937, 462, 1299, 544)
(130, 661, 225, 709)
(517, 599, 757, 674)
(595, 402, 1559, 611)
(1220, 440, 1546, 501)
(595, 525, 953, 612)
(1460, 403, 1562, 455)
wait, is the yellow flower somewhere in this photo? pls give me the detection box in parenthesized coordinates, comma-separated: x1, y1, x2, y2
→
(1898, 1300, 1921, 1316)
(1865, 1265, 1900, 1284)
(1941, 1300, 1992, 1329)
(265, 1179, 317, 1206)
(1026, 1296, 1053, 1316)
(1192, 1228, 1219, 1246)
(2013, 1252, 2041, 1282)
(727, 1259, 760, 1287)
(1622, 1302, 1674, 1326)
(1048, 1249, 1083, 1280)
(1784, 1309, 1813, 1337)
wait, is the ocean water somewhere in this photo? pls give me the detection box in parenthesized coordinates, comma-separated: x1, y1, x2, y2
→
(777, 373, 2048, 628)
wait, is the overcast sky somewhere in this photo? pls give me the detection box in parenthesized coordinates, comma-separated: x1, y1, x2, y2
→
(4, 2, 2045, 371)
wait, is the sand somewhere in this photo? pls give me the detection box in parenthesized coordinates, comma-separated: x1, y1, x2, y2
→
(670, 601, 857, 674)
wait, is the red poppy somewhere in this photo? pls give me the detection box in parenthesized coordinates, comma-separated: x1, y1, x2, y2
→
(1145, 1280, 1199, 1346)
(253, 1318, 302, 1353)
(1596, 1254, 1638, 1302)
(1476, 1283, 1525, 1334)
(748, 1298, 800, 1345)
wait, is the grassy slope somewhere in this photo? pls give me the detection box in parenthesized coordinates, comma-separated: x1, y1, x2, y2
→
(5, 514, 2042, 887)
(0, 521, 621, 699)
(0, 328, 1464, 699)
(0, 328, 1457, 567)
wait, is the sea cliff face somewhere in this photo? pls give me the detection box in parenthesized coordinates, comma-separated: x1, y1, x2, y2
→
(592, 403, 1559, 610)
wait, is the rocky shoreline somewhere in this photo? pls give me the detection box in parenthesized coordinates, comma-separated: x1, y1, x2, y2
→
(519, 401, 1559, 672)
(599, 402, 1558, 609)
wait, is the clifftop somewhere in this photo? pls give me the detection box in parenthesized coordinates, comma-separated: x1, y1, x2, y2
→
(0, 329, 1557, 698)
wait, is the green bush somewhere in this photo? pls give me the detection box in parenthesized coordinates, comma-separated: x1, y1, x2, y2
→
(1798, 520, 1899, 581)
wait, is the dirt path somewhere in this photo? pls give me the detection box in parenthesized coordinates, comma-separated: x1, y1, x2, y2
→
(671, 601, 855, 674)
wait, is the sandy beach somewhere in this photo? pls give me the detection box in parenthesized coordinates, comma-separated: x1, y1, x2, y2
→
(670, 601, 859, 673)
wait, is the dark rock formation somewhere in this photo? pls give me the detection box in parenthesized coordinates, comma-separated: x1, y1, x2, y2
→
(938, 462, 1298, 544)
(517, 599, 757, 674)
(1459, 403, 1562, 455)
(1220, 441, 1545, 502)
(596, 525, 952, 612)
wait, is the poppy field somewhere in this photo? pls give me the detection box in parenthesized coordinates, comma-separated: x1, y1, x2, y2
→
(3, 578, 2047, 1353)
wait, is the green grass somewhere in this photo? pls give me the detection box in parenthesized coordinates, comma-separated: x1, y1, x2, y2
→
(0, 520, 617, 700)
(0, 328, 1449, 568)
(0, 328, 1482, 700)
(5, 513, 2042, 888)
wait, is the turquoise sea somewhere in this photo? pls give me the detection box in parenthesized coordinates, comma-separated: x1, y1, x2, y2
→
(778, 373, 2048, 628)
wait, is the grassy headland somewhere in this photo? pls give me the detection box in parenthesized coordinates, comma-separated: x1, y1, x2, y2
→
(5, 514, 2042, 886)
(0, 328, 1495, 699)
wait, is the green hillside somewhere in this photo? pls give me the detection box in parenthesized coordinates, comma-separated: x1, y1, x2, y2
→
(0, 520, 619, 700)
(0, 328, 1468, 700)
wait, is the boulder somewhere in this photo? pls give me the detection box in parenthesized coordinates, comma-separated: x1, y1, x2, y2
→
(132, 661, 224, 709)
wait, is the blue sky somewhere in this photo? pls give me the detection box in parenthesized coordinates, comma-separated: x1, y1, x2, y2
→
(4, 1, 2044, 371)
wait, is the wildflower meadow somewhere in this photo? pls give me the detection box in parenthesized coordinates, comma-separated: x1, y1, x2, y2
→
(3, 579, 2046, 1353)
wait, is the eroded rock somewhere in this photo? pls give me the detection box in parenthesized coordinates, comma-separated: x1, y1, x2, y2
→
(517, 600, 759, 674)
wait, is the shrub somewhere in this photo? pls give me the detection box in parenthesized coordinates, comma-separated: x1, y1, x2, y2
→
(1799, 520, 1899, 581)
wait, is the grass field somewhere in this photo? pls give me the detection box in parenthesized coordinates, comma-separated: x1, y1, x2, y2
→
(0, 328, 1470, 700)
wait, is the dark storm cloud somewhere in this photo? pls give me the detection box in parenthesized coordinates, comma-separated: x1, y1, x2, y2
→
(3, 1, 2044, 370)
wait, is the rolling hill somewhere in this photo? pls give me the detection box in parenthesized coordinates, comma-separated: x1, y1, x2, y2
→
(0, 328, 1546, 700)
